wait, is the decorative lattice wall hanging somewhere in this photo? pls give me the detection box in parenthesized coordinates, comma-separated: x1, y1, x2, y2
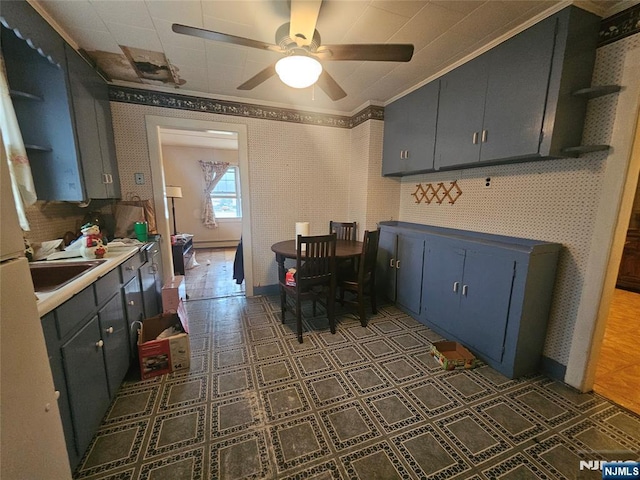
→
(412, 181, 462, 205)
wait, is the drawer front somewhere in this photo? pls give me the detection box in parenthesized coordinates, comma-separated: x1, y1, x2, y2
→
(56, 285, 96, 340)
(121, 252, 144, 284)
(95, 267, 120, 306)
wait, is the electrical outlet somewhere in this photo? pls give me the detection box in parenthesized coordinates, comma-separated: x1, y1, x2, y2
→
(484, 177, 492, 188)
(134, 173, 145, 185)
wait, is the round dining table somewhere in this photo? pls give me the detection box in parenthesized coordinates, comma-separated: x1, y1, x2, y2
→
(271, 239, 363, 283)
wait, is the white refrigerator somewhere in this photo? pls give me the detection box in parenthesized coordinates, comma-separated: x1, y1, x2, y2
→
(0, 139, 72, 477)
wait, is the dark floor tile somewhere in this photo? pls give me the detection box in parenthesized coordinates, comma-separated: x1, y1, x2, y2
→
(320, 401, 381, 450)
(270, 415, 330, 472)
(212, 394, 261, 437)
(262, 382, 310, 421)
(440, 370, 495, 402)
(145, 405, 206, 458)
(213, 346, 247, 369)
(508, 385, 579, 427)
(329, 344, 367, 367)
(255, 358, 297, 387)
(475, 398, 547, 444)
(406, 378, 462, 417)
(252, 339, 285, 361)
(294, 351, 335, 376)
(158, 375, 208, 412)
(279, 459, 343, 479)
(211, 366, 254, 397)
(365, 390, 423, 433)
(139, 447, 204, 480)
(305, 373, 354, 407)
(482, 453, 552, 480)
(341, 441, 411, 480)
(210, 430, 271, 479)
(103, 385, 159, 424)
(344, 364, 391, 395)
(393, 424, 470, 479)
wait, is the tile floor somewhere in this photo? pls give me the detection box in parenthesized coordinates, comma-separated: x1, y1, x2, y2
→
(72, 295, 640, 480)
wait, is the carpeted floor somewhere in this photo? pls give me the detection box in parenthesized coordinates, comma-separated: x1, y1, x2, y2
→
(72, 295, 640, 479)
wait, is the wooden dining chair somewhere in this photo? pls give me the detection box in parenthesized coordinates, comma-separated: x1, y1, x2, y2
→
(329, 221, 357, 241)
(337, 229, 380, 326)
(280, 233, 337, 343)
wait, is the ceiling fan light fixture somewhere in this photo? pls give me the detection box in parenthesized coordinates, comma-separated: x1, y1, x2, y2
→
(275, 55, 322, 89)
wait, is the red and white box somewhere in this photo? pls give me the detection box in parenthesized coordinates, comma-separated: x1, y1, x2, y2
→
(162, 275, 186, 312)
(138, 300, 190, 379)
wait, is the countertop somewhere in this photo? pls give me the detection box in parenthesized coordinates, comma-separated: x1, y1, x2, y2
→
(35, 246, 140, 317)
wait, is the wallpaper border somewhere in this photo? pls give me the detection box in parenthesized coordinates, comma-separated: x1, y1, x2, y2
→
(598, 2, 640, 47)
(108, 86, 383, 129)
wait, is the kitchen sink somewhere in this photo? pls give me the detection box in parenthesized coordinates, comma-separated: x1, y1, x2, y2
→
(30, 259, 107, 293)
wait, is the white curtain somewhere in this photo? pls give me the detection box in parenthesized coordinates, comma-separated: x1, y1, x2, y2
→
(0, 53, 37, 231)
(199, 160, 229, 228)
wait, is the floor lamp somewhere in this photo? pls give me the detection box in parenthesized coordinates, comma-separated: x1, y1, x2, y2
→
(165, 186, 183, 235)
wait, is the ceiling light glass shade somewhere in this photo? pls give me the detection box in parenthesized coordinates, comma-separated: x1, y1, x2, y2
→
(275, 55, 322, 89)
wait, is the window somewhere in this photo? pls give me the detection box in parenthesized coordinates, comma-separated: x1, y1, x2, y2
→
(210, 166, 241, 218)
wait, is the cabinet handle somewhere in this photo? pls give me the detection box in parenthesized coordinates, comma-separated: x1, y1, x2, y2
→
(126, 266, 134, 271)
(102, 173, 109, 184)
(150, 264, 158, 274)
(128, 300, 135, 306)
(404, 150, 409, 159)
(390, 258, 395, 268)
(481, 130, 488, 143)
(96, 340, 104, 348)
(54, 390, 60, 400)
(399, 150, 403, 159)
(462, 284, 468, 296)
(472, 132, 479, 144)
(395, 260, 400, 269)
(453, 281, 459, 293)
(105, 326, 114, 334)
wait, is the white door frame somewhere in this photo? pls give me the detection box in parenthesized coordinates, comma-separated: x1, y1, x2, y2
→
(145, 115, 253, 296)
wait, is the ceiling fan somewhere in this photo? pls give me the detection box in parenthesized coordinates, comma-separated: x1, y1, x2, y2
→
(171, 0, 414, 101)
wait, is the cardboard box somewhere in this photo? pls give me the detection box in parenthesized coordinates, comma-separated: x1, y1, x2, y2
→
(430, 341, 478, 370)
(138, 300, 190, 379)
(162, 275, 186, 312)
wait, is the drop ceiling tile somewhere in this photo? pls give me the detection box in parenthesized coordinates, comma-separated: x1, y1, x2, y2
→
(154, 18, 206, 51)
(39, 0, 107, 31)
(163, 44, 207, 69)
(205, 42, 248, 67)
(341, 4, 410, 43)
(371, 1, 427, 18)
(89, 0, 155, 29)
(65, 26, 121, 53)
(171, 64, 209, 92)
(430, 0, 487, 15)
(389, 3, 466, 50)
(315, 0, 370, 43)
(144, 0, 204, 26)
(106, 22, 163, 51)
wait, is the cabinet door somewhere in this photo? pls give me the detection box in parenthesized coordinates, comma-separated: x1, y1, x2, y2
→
(434, 57, 488, 170)
(61, 315, 110, 457)
(382, 81, 439, 175)
(395, 234, 425, 316)
(153, 246, 164, 313)
(422, 244, 465, 334)
(123, 276, 144, 356)
(376, 229, 397, 302)
(98, 292, 130, 397)
(94, 87, 121, 198)
(480, 16, 557, 162)
(140, 261, 159, 319)
(65, 44, 108, 199)
(457, 251, 515, 362)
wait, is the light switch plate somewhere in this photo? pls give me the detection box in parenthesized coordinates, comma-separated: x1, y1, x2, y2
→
(135, 173, 145, 185)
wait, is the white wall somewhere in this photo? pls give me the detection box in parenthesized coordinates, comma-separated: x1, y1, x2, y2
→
(162, 145, 241, 247)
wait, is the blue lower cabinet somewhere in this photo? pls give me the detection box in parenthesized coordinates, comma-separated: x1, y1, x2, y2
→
(98, 291, 130, 397)
(61, 315, 111, 457)
(381, 221, 560, 378)
(376, 229, 424, 317)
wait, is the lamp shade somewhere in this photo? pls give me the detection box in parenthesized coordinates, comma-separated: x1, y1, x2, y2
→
(275, 55, 322, 89)
(165, 186, 183, 198)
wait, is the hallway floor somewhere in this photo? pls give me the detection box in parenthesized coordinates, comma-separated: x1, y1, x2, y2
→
(184, 248, 245, 300)
(594, 288, 640, 415)
(73, 295, 640, 479)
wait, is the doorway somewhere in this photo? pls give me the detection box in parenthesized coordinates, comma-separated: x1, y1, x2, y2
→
(144, 116, 253, 296)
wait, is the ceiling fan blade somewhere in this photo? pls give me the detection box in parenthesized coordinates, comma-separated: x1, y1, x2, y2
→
(319, 44, 414, 62)
(316, 70, 346, 101)
(289, 0, 322, 47)
(237, 64, 277, 90)
(172, 23, 279, 52)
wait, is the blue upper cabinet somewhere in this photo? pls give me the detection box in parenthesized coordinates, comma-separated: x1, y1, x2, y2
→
(1, 0, 120, 201)
(384, 6, 601, 177)
(382, 80, 439, 176)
